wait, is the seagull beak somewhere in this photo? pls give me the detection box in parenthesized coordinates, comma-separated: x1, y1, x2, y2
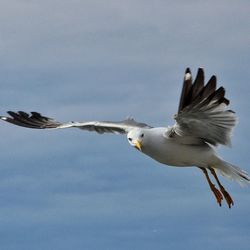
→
(134, 140, 142, 151)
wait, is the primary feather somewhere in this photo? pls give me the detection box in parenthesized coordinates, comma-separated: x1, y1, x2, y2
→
(173, 68, 237, 146)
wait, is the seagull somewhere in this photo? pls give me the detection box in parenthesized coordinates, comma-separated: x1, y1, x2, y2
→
(1, 68, 249, 208)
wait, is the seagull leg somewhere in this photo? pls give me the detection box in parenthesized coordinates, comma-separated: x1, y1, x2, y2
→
(209, 168, 234, 208)
(199, 167, 223, 206)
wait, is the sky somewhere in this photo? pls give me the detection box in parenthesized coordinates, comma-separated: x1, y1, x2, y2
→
(0, 0, 250, 249)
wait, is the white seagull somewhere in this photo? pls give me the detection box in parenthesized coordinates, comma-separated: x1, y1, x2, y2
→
(1, 68, 249, 208)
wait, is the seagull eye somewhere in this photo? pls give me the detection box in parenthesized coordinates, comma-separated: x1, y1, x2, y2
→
(128, 138, 132, 141)
(141, 133, 144, 138)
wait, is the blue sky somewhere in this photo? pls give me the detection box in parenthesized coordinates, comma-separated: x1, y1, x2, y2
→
(0, 0, 250, 249)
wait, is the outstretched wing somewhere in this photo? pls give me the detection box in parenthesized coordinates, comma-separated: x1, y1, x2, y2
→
(0, 111, 152, 134)
(171, 68, 237, 146)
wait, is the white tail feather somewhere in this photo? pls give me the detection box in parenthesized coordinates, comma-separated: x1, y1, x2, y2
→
(215, 160, 250, 187)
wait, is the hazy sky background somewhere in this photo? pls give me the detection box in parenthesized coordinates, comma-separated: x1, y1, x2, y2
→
(0, 1, 250, 249)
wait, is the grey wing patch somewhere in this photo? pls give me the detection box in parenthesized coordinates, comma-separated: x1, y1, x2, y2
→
(1, 111, 152, 135)
(164, 126, 205, 145)
(75, 118, 152, 134)
(173, 68, 237, 146)
(119, 118, 151, 129)
(77, 121, 127, 134)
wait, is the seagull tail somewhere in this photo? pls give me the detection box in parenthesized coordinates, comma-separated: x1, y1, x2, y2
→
(215, 160, 250, 187)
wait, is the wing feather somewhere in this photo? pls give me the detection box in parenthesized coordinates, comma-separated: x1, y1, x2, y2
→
(178, 68, 193, 112)
(0, 111, 151, 134)
(173, 68, 237, 146)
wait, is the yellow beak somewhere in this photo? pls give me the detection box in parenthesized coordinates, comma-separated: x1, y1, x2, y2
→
(135, 140, 142, 151)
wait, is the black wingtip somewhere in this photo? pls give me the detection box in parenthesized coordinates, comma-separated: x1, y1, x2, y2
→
(194, 68, 205, 83)
(197, 68, 204, 76)
(193, 68, 204, 81)
(31, 111, 42, 116)
(209, 75, 217, 82)
(179, 68, 232, 112)
(2, 110, 62, 129)
(184, 68, 192, 82)
(7, 111, 16, 117)
(185, 68, 191, 74)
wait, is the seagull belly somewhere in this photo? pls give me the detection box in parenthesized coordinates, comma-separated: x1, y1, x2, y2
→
(143, 138, 215, 167)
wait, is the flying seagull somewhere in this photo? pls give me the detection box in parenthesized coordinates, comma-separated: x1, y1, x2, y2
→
(1, 68, 249, 208)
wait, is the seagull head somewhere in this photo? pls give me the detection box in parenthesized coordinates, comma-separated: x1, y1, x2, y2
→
(127, 128, 145, 151)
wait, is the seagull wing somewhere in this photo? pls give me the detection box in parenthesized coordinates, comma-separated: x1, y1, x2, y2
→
(170, 68, 237, 146)
(0, 111, 151, 134)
